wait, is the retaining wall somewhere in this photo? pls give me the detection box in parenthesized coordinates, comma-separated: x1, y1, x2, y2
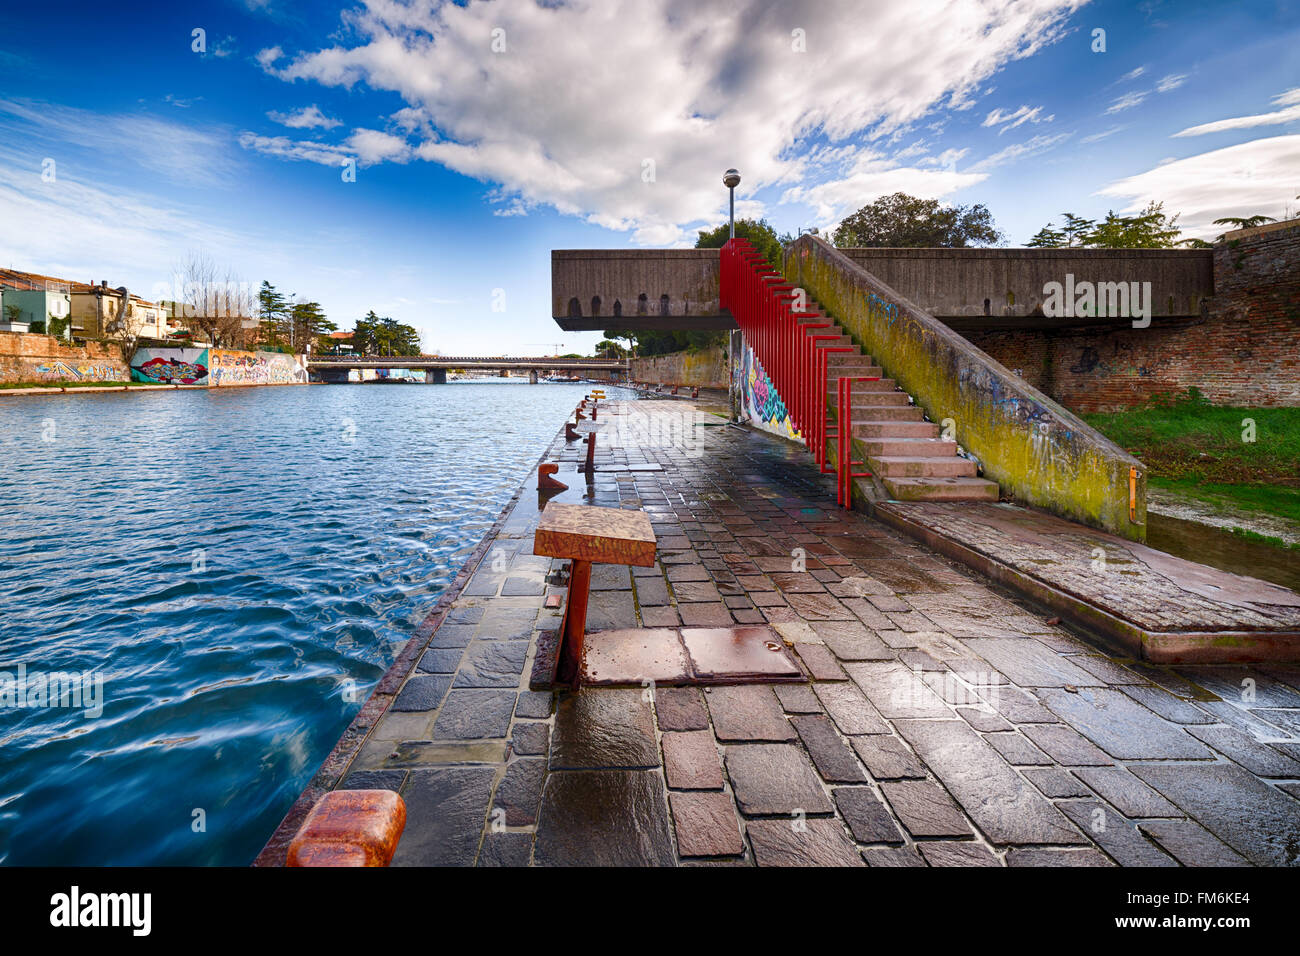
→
(0, 331, 128, 384)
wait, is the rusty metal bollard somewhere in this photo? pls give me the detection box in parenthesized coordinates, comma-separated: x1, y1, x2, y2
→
(565, 421, 580, 441)
(584, 431, 596, 474)
(287, 790, 406, 867)
(539, 463, 568, 490)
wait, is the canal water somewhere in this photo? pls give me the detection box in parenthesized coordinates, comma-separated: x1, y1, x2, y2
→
(0, 380, 635, 865)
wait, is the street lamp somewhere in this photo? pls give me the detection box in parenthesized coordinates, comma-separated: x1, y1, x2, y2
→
(723, 168, 741, 238)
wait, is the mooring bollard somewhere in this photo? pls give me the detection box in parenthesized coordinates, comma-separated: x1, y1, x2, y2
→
(287, 790, 406, 867)
(584, 431, 596, 474)
(539, 463, 568, 491)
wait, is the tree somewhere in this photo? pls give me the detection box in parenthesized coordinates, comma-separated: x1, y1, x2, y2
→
(288, 300, 336, 353)
(595, 339, 627, 358)
(174, 251, 255, 347)
(832, 192, 1003, 247)
(1084, 201, 1182, 248)
(695, 217, 789, 268)
(352, 310, 421, 356)
(1027, 225, 1066, 248)
(1212, 215, 1276, 231)
(1060, 213, 1095, 247)
(257, 280, 290, 348)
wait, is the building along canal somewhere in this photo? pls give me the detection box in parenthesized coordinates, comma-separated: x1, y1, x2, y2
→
(0, 380, 637, 865)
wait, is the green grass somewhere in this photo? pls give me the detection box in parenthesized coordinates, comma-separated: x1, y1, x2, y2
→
(1083, 391, 1300, 484)
(1084, 390, 1300, 530)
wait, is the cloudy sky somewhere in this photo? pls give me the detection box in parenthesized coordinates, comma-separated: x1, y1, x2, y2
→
(0, 0, 1296, 353)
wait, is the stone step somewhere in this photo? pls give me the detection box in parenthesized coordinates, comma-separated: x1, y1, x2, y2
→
(824, 365, 883, 380)
(857, 437, 958, 457)
(838, 377, 895, 392)
(881, 476, 1000, 502)
(869, 455, 978, 478)
(844, 391, 911, 407)
(848, 404, 926, 421)
(853, 421, 940, 439)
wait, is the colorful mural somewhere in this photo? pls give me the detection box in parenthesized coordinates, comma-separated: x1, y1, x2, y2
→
(131, 348, 210, 385)
(209, 350, 308, 387)
(30, 360, 122, 382)
(735, 339, 801, 441)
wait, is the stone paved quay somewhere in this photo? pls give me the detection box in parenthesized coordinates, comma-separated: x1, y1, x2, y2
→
(258, 399, 1300, 867)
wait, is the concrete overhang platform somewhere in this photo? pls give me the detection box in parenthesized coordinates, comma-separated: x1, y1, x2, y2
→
(873, 499, 1300, 664)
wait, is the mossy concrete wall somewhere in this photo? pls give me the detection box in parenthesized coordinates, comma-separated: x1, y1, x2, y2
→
(630, 347, 728, 387)
(785, 235, 1146, 540)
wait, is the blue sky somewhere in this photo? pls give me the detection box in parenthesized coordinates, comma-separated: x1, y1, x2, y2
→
(1, 0, 1296, 354)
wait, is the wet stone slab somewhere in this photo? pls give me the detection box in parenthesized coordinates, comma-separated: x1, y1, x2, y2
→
(1038, 687, 1213, 760)
(879, 780, 972, 838)
(791, 715, 868, 783)
(746, 818, 865, 867)
(705, 686, 795, 742)
(724, 744, 832, 815)
(833, 787, 904, 844)
(1130, 762, 1300, 866)
(669, 791, 744, 857)
(550, 688, 659, 769)
(895, 719, 1086, 846)
(431, 689, 517, 739)
(534, 769, 676, 866)
(392, 767, 496, 866)
(655, 686, 710, 731)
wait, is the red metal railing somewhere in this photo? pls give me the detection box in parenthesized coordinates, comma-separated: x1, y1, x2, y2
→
(721, 238, 876, 508)
(836, 376, 878, 507)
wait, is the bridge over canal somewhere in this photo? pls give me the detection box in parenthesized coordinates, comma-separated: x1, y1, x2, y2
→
(308, 354, 630, 384)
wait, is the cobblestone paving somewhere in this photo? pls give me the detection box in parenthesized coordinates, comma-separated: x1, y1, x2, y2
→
(336, 401, 1300, 867)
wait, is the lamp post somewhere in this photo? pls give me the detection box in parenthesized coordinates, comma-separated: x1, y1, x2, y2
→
(723, 168, 743, 424)
(723, 168, 741, 238)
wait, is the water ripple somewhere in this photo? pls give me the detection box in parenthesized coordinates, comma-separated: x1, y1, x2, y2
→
(0, 380, 632, 864)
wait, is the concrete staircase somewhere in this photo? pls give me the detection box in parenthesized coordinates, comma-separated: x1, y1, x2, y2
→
(795, 303, 999, 503)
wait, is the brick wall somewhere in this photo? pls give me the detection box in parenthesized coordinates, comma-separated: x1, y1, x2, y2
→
(961, 220, 1300, 412)
(0, 331, 128, 384)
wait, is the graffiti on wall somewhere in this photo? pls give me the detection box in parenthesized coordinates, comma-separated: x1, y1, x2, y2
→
(209, 350, 308, 386)
(131, 347, 210, 385)
(735, 340, 801, 441)
(30, 360, 122, 382)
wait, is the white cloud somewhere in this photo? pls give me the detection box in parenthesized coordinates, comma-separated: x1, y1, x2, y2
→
(1106, 91, 1148, 114)
(267, 105, 341, 129)
(969, 132, 1072, 172)
(253, 0, 1084, 243)
(781, 148, 988, 228)
(0, 98, 236, 187)
(982, 104, 1053, 133)
(1173, 88, 1300, 137)
(239, 128, 413, 167)
(1096, 134, 1300, 238)
(1120, 66, 1146, 82)
(1080, 125, 1122, 144)
(1156, 73, 1187, 93)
